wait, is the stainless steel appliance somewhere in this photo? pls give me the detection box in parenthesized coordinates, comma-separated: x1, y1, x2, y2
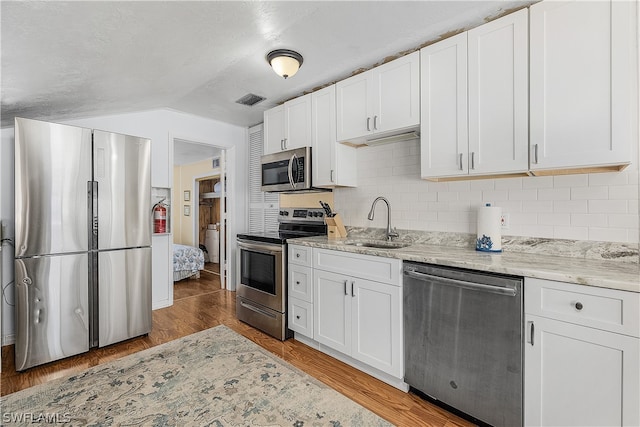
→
(403, 261, 523, 427)
(236, 208, 326, 340)
(14, 117, 152, 371)
(261, 147, 313, 192)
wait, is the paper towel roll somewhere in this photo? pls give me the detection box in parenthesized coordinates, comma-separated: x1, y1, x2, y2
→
(476, 204, 502, 252)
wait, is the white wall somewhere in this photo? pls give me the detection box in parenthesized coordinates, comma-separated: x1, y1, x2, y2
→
(0, 109, 248, 345)
(334, 139, 639, 244)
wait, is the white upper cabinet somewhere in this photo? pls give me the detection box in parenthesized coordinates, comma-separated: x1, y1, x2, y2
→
(263, 93, 312, 155)
(529, 0, 635, 174)
(468, 8, 529, 176)
(312, 85, 357, 188)
(336, 51, 420, 144)
(421, 9, 529, 180)
(420, 32, 469, 179)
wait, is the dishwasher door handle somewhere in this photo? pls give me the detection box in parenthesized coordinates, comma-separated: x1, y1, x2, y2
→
(404, 270, 518, 296)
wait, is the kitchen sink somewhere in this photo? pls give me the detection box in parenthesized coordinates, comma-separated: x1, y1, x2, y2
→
(344, 240, 411, 249)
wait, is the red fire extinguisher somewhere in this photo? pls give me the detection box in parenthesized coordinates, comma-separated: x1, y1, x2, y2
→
(153, 199, 168, 233)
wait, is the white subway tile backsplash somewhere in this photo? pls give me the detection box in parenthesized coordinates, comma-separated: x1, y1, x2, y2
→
(508, 189, 538, 201)
(554, 226, 589, 240)
(554, 174, 589, 188)
(523, 176, 554, 189)
(457, 191, 482, 202)
(448, 181, 471, 191)
(554, 200, 588, 213)
(470, 179, 495, 190)
(588, 172, 629, 186)
(495, 178, 523, 190)
(494, 200, 523, 213)
(539, 213, 571, 226)
(437, 191, 459, 202)
(482, 190, 509, 202)
(520, 224, 554, 238)
(523, 200, 554, 213)
(608, 214, 639, 229)
(570, 186, 608, 200)
(609, 185, 639, 200)
(589, 227, 630, 243)
(512, 212, 538, 225)
(334, 140, 639, 244)
(538, 188, 571, 200)
(571, 213, 608, 227)
(588, 200, 628, 214)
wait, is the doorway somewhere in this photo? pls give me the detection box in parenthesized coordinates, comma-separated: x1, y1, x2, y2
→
(172, 138, 231, 291)
(192, 161, 227, 285)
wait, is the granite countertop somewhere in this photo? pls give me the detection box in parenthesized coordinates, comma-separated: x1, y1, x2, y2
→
(288, 234, 640, 293)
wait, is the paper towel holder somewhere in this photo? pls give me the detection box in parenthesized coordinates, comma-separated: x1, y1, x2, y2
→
(476, 203, 503, 253)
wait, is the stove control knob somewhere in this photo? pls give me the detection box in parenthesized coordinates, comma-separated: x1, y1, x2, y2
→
(283, 211, 289, 216)
(318, 212, 324, 217)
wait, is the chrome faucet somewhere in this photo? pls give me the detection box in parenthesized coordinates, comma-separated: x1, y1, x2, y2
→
(367, 196, 399, 241)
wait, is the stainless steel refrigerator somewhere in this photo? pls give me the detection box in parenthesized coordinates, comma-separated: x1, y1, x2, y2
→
(14, 117, 152, 371)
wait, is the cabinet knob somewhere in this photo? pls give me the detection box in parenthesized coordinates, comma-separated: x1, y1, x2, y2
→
(296, 315, 300, 319)
(296, 253, 300, 258)
(575, 302, 583, 311)
(296, 281, 300, 285)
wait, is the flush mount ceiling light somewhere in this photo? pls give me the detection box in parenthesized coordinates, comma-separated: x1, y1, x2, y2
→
(266, 49, 304, 79)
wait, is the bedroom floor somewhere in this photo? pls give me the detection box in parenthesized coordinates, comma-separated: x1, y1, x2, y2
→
(1, 272, 473, 427)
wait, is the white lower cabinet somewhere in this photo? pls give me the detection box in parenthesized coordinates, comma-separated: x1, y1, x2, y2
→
(287, 245, 404, 386)
(313, 249, 403, 379)
(524, 278, 640, 427)
(288, 246, 314, 338)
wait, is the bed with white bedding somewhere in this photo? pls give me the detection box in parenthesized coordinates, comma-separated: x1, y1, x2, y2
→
(173, 244, 205, 281)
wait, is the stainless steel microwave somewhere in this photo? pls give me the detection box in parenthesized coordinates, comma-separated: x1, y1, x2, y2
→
(261, 147, 312, 192)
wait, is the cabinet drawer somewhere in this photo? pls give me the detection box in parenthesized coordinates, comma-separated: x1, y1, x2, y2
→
(289, 245, 312, 267)
(313, 248, 401, 285)
(289, 264, 313, 303)
(289, 298, 313, 338)
(525, 278, 640, 337)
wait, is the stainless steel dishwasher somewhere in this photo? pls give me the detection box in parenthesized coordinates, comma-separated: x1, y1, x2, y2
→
(403, 261, 523, 427)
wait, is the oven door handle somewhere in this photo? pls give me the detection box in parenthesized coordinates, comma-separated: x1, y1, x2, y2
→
(237, 239, 283, 255)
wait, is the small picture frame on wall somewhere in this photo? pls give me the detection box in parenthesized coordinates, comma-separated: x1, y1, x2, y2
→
(183, 205, 191, 216)
(183, 190, 190, 201)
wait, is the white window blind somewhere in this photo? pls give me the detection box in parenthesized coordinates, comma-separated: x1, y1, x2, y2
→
(248, 124, 279, 233)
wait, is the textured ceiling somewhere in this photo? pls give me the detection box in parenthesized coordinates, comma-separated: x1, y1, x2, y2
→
(1, 1, 534, 129)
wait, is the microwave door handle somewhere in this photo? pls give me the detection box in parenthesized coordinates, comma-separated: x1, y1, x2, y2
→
(288, 153, 298, 189)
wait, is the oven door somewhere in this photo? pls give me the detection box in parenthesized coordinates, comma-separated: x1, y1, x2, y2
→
(237, 238, 285, 313)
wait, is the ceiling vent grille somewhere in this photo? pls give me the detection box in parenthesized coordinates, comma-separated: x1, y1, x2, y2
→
(236, 93, 266, 106)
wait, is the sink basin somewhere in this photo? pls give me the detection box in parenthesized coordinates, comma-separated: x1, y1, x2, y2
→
(344, 240, 410, 249)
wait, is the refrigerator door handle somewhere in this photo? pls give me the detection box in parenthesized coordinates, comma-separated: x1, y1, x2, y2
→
(88, 181, 98, 249)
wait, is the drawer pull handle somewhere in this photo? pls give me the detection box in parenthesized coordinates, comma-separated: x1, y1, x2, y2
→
(575, 302, 583, 311)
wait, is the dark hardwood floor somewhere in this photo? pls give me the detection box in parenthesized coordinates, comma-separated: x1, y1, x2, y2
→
(1, 270, 474, 427)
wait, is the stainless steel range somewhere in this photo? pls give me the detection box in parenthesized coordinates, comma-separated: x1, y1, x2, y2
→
(236, 208, 327, 340)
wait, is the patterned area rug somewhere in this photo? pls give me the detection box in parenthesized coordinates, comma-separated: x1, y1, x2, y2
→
(1, 325, 393, 426)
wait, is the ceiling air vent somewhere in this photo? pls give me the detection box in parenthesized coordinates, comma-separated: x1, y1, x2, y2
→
(236, 93, 266, 107)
